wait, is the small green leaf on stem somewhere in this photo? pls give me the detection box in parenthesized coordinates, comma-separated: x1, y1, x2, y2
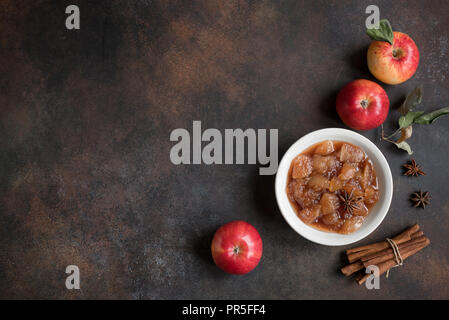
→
(399, 87, 422, 115)
(366, 19, 394, 45)
(398, 111, 424, 129)
(414, 107, 449, 124)
(381, 88, 449, 155)
(395, 141, 413, 155)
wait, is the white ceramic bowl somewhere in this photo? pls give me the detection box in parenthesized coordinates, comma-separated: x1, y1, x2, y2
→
(275, 128, 393, 246)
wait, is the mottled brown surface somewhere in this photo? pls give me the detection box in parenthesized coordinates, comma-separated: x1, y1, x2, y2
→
(1, 0, 448, 299)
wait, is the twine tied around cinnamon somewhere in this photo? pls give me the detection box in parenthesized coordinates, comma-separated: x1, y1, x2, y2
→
(385, 238, 404, 278)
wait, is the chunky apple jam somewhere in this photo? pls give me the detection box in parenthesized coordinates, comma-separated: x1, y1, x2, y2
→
(286, 140, 379, 234)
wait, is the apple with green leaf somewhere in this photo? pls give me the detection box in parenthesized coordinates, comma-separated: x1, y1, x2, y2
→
(367, 19, 419, 85)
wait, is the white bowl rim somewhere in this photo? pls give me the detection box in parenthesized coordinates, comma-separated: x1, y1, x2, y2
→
(275, 128, 393, 246)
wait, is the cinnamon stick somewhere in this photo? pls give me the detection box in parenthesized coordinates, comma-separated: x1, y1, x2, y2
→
(346, 224, 419, 263)
(360, 236, 427, 263)
(355, 273, 364, 283)
(341, 236, 427, 276)
(341, 260, 364, 276)
(357, 237, 430, 285)
(346, 224, 419, 254)
(362, 236, 428, 268)
(411, 230, 424, 239)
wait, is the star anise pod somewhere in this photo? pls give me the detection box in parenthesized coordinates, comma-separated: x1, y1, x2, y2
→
(410, 190, 431, 209)
(338, 189, 363, 215)
(403, 159, 425, 177)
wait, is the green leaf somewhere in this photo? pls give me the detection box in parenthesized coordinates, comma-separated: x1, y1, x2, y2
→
(414, 107, 449, 124)
(399, 87, 422, 115)
(366, 19, 394, 45)
(395, 141, 413, 155)
(398, 111, 424, 129)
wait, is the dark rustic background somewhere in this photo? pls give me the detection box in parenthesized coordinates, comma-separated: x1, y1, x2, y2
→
(1, 0, 448, 299)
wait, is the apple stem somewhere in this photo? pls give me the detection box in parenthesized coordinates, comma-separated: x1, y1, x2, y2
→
(385, 128, 401, 140)
(381, 125, 400, 143)
(233, 246, 240, 255)
(392, 48, 403, 59)
(360, 99, 369, 109)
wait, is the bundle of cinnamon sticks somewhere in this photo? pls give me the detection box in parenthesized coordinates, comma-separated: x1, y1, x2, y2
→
(341, 224, 430, 285)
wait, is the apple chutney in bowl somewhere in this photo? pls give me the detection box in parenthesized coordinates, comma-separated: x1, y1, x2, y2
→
(286, 140, 379, 234)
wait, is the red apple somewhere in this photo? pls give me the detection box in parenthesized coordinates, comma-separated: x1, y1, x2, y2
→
(367, 31, 419, 85)
(211, 221, 262, 275)
(336, 79, 389, 131)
